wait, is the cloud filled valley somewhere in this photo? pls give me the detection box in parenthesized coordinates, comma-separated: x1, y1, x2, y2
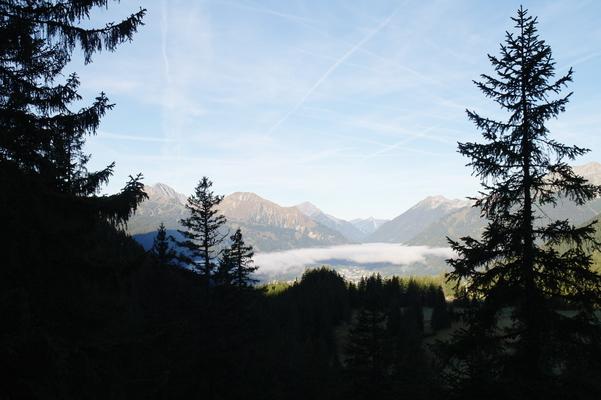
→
(253, 243, 454, 280)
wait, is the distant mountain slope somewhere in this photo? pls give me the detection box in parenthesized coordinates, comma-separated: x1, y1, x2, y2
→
(220, 193, 348, 251)
(128, 184, 348, 252)
(573, 162, 601, 185)
(409, 198, 601, 247)
(296, 202, 365, 242)
(408, 162, 601, 246)
(127, 183, 188, 235)
(367, 196, 471, 243)
(407, 205, 484, 247)
(351, 217, 389, 236)
(543, 203, 601, 278)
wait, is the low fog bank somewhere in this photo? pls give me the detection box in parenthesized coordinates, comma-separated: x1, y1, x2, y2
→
(254, 243, 454, 281)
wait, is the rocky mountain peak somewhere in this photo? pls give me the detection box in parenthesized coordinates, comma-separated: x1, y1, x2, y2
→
(145, 183, 187, 205)
(573, 162, 601, 185)
(296, 201, 322, 217)
(413, 195, 470, 211)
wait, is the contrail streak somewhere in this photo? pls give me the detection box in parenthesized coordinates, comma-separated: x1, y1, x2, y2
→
(219, 0, 321, 27)
(363, 124, 440, 160)
(160, 0, 170, 82)
(266, 4, 404, 136)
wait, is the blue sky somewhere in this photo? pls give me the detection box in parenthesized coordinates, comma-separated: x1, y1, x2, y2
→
(77, 0, 601, 220)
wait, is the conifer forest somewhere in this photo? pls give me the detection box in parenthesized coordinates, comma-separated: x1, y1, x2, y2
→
(2, 1, 601, 399)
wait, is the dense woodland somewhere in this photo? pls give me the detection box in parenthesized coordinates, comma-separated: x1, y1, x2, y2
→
(2, 1, 601, 399)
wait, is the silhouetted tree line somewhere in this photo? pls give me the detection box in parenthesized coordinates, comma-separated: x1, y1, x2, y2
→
(248, 268, 449, 400)
(343, 274, 449, 399)
(2, 1, 600, 399)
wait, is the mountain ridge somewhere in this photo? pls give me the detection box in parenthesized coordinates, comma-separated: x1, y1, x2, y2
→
(128, 185, 349, 252)
(407, 162, 601, 246)
(295, 201, 366, 242)
(351, 217, 389, 236)
(366, 195, 471, 243)
(128, 162, 601, 251)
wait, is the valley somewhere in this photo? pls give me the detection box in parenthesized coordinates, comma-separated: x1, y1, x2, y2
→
(128, 162, 601, 280)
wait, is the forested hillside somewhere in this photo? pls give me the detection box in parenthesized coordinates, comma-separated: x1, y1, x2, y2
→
(2, 2, 601, 399)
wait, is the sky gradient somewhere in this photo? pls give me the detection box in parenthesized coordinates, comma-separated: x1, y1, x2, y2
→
(77, 0, 601, 219)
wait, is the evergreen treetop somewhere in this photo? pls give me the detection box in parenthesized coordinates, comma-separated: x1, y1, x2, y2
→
(218, 228, 258, 288)
(0, 0, 148, 228)
(152, 222, 175, 266)
(177, 176, 227, 279)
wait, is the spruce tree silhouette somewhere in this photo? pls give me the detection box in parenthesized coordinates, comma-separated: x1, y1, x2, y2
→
(0, 1, 147, 397)
(152, 222, 176, 266)
(440, 6, 601, 399)
(0, 1, 147, 221)
(176, 176, 227, 282)
(217, 228, 258, 288)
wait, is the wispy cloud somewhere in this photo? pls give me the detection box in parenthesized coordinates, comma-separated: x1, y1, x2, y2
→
(266, 3, 405, 135)
(81, 0, 601, 220)
(559, 50, 601, 71)
(218, 0, 322, 27)
(160, 0, 170, 81)
(362, 124, 441, 160)
(98, 131, 173, 143)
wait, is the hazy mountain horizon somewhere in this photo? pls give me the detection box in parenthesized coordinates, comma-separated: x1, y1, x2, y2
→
(128, 161, 601, 252)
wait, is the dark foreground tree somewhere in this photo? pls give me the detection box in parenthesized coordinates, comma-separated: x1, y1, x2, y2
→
(152, 222, 175, 266)
(430, 286, 451, 332)
(177, 177, 227, 280)
(1, 1, 148, 397)
(0, 1, 147, 220)
(441, 6, 601, 399)
(345, 307, 389, 398)
(217, 228, 258, 288)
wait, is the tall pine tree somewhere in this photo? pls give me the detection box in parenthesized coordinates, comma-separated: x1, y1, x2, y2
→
(442, 6, 601, 398)
(177, 177, 227, 280)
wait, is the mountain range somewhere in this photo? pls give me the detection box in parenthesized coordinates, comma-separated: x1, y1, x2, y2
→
(406, 162, 601, 246)
(128, 189, 350, 252)
(127, 162, 601, 253)
(296, 202, 365, 242)
(350, 217, 389, 236)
